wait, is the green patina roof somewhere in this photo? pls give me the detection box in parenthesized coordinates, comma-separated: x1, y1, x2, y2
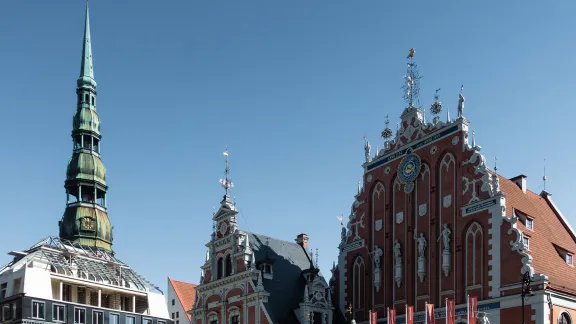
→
(77, 2, 96, 90)
(59, 206, 112, 251)
(73, 107, 101, 135)
(66, 151, 106, 185)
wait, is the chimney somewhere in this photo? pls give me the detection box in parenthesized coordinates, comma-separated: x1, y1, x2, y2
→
(510, 174, 527, 193)
(295, 234, 309, 249)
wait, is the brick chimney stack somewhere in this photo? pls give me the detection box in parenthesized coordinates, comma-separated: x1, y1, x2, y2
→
(295, 234, 309, 249)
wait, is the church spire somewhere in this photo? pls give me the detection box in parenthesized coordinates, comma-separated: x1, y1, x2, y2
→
(78, 0, 96, 89)
(59, 2, 113, 252)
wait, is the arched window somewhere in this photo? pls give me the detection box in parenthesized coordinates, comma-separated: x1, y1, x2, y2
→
(559, 312, 572, 324)
(91, 96, 95, 105)
(465, 222, 483, 294)
(352, 256, 365, 309)
(225, 255, 232, 277)
(85, 94, 89, 103)
(217, 257, 223, 280)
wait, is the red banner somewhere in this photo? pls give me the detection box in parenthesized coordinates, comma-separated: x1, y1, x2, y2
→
(371, 310, 378, 324)
(446, 299, 456, 324)
(426, 304, 435, 323)
(387, 307, 396, 324)
(468, 296, 478, 324)
(406, 306, 414, 324)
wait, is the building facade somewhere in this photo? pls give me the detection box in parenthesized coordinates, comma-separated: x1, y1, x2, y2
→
(189, 149, 334, 324)
(331, 53, 576, 324)
(167, 278, 197, 324)
(0, 4, 170, 324)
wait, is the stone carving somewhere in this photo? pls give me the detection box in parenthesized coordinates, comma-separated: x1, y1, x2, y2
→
(430, 145, 438, 155)
(443, 195, 452, 208)
(414, 233, 427, 282)
(462, 176, 482, 205)
(385, 166, 391, 175)
(393, 240, 403, 287)
(419, 204, 427, 217)
(396, 211, 404, 224)
(340, 226, 347, 244)
(373, 246, 383, 292)
(375, 219, 383, 231)
(364, 139, 371, 163)
(366, 174, 373, 182)
(458, 90, 465, 118)
(476, 312, 490, 324)
(349, 214, 365, 241)
(438, 224, 452, 277)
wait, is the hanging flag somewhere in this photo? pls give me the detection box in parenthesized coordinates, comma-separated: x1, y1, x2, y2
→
(387, 307, 396, 324)
(426, 303, 435, 323)
(371, 310, 378, 324)
(468, 296, 478, 324)
(406, 306, 414, 324)
(446, 299, 456, 324)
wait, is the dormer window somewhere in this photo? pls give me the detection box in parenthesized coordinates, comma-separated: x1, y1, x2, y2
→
(567, 254, 573, 265)
(526, 218, 534, 230)
(522, 236, 530, 250)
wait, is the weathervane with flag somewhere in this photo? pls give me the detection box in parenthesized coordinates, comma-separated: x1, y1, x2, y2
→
(219, 145, 234, 197)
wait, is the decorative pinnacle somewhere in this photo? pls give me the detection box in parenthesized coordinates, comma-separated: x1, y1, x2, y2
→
(337, 214, 344, 226)
(402, 48, 421, 108)
(219, 145, 234, 197)
(494, 157, 498, 173)
(381, 115, 393, 139)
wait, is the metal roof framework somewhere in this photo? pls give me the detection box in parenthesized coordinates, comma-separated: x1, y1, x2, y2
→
(13, 236, 163, 294)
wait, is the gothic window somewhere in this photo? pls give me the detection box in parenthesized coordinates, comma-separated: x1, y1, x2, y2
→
(225, 255, 232, 277)
(465, 222, 483, 292)
(228, 307, 240, 324)
(217, 257, 223, 280)
(352, 256, 365, 309)
(559, 312, 572, 324)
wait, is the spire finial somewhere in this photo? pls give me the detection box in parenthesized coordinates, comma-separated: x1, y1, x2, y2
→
(403, 48, 421, 108)
(430, 88, 443, 115)
(381, 114, 393, 139)
(494, 156, 498, 173)
(357, 180, 361, 195)
(219, 145, 234, 197)
(543, 158, 547, 191)
(472, 130, 476, 147)
(458, 84, 465, 118)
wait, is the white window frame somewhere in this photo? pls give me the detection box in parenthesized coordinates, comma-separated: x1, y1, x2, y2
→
(74, 307, 86, 324)
(53, 304, 66, 322)
(126, 315, 136, 324)
(142, 317, 153, 324)
(526, 218, 534, 230)
(32, 300, 45, 319)
(109, 313, 120, 324)
(228, 306, 240, 324)
(559, 311, 572, 324)
(567, 254, 573, 265)
(522, 236, 530, 250)
(93, 311, 103, 324)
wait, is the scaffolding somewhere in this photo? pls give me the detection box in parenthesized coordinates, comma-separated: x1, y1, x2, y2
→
(4, 236, 163, 294)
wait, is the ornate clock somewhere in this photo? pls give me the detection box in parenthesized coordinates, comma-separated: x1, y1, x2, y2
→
(81, 217, 95, 231)
(219, 222, 228, 235)
(397, 149, 422, 194)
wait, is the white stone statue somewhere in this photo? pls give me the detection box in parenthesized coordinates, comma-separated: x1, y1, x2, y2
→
(393, 240, 402, 264)
(373, 246, 383, 268)
(364, 138, 371, 163)
(437, 224, 451, 251)
(476, 312, 490, 324)
(414, 233, 427, 258)
(458, 87, 465, 117)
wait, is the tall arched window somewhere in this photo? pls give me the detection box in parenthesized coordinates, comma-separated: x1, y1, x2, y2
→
(353, 256, 365, 309)
(559, 312, 572, 324)
(225, 255, 232, 276)
(465, 222, 483, 293)
(217, 257, 223, 279)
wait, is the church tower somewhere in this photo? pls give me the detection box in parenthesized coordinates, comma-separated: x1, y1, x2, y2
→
(59, 2, 112, 251)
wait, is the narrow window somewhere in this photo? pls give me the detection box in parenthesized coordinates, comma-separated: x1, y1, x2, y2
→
(176, 311, 179, 318)
(526, 218, 534, 230)
(567, 254, 573, 265)
(142, 318, 152, 324)
(172, 299, 175, 306)
(225, 255, 232, 276)
(93, 311, 103, 324)
(217, 257, 223, 279)
(0, 283, 6, 299)
(110, 314, 119, 324)
(522, 236, 530, 249)
(2, 303, 12, 320)
(231, 315, 240, 324)
(176, 321, 179, 324)
(91, 96, 95, 105)
(126, 316, 136, 324)
(171, 313, 174, 319)
(32, 301, 45, 319)
(74, 308, 85, 324)
(559, 312, 572, 324)
(53, 305, 65, 322)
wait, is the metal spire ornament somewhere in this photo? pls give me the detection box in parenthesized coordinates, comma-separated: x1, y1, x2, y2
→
(402, 48, 422, 108)
(219, 145, 234, 197)
(430, 88, 443, 115)
(381, 115, 393, 139)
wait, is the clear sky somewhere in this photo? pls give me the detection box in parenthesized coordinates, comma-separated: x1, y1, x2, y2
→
(1, 0, 576, 294)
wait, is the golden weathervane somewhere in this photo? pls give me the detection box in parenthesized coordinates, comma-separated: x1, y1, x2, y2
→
(407, 48, 415, 59)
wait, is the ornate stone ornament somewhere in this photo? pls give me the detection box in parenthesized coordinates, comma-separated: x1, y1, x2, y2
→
(419, 204, 427, 217)
(430, 146, 438, 155)
(396, 211, 404, 224)
(437, 223, 452, 277)
(366, 174, 373, 182)
(375, 219, 383, 231)
(397, 149, 422, 194)
(385, 166, 391, 175)
(443, 195, 452, 208)
(414, 233, 427, 282)
(452, 136, 460, 145)
(393, 240, 403, 287)
(373, 246, 383, 292)
(219, 222, 228, 235)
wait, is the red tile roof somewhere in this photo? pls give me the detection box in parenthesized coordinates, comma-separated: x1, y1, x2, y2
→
(499, 175, 576, 294)
(168, 277, 197, 320)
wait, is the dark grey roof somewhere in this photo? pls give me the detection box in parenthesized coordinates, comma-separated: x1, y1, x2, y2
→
(247, 232, 328, 324)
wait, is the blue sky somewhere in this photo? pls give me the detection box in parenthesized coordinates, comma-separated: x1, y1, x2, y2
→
(1, 0, 576, 294)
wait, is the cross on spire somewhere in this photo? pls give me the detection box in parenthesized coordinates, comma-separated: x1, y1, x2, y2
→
(219, 145, 234, 197)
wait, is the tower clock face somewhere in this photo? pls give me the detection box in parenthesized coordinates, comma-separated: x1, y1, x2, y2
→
(81, 217, 95, 231)
(220, 222, 228, 235)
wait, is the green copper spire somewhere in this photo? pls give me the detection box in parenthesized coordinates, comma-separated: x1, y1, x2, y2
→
(59, 2, 113, 252)
(78, 1, 96, 89)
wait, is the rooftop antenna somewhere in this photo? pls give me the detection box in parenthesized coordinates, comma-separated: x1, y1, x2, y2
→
(543, 158, 547, 191)
(219, 145, 234, 197)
